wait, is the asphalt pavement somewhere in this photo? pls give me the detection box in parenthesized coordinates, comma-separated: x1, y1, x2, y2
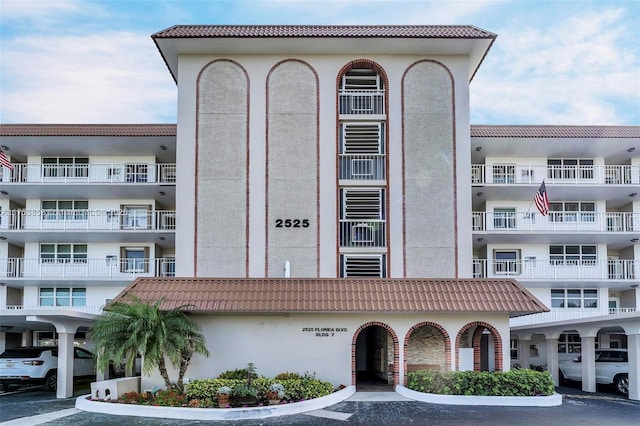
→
(1, 382, 639, 426)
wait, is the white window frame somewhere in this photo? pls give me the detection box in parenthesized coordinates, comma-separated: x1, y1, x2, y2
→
(551, 288, 598, 309)
(39, 287, 86, 307)
(40, 243, 87, 263)
(549, 245, 596, 266)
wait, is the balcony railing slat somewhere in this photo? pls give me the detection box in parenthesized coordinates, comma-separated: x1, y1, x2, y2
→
(471, 164, 640, 185)
(472, 211, 639, 233)
(1, 163, 177, 184)
(473, 259, 638, 281)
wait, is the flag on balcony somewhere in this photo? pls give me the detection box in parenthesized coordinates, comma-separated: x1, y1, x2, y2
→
(534, 181, 550, 216)
(0, 150, 14, 170)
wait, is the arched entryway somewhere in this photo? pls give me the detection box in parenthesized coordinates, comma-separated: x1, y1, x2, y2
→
(404, 322, 451, 383)
(352, 322, 399, 390)
(456, 321, 503, 372)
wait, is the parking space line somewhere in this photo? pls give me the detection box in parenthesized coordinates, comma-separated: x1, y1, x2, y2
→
(0, 408, 80, 426)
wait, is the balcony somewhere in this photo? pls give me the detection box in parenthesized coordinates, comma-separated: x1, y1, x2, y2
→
(1, 210, 176, 231)
(471, 164, 639, 185)
(1, 305, 104, 314)
(473, 259, 637, 281)
(1, 163, 176, 184)
(339, 220, 386, 248)
(472, 211, 638, 233)
(339, 154, 386, 181)
(510, 307, 638, 327)
(0, 258, 176, 279)
(339, 90, 385, 115)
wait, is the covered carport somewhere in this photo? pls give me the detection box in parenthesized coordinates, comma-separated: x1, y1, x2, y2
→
(512, 311, 640, 400)
(0, 309, 96, 398)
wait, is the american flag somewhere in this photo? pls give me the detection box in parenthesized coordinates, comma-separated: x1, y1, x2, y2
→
(0, 150, 14, 170)
(534, 181, 550, 216)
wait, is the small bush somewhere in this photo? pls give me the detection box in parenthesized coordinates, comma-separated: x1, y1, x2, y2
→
(274, 371, 303, 380)
(218, 368, 258, 380)
(406, 369, 555, 397)
(154, 389, 188, 407)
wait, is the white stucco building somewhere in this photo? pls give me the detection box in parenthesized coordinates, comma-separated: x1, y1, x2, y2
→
(1, 24, 638, 400)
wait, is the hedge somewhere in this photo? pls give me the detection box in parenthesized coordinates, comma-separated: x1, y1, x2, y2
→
(186, 377, 335, 402)
(406, 369, 555, 396)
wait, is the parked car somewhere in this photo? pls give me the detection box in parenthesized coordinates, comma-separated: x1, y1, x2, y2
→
(0, 346, 95, 392)
(558, 348, 629, 395)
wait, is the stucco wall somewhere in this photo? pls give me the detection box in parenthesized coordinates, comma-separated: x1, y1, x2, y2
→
(403, 61, 456, 277)
(196, 60, 248, 277)
(266, 60, 318, 277)
(141, 312, 510, 390)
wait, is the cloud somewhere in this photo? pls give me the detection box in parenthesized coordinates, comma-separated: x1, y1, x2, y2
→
(471, 7, 640, 124)
(0, 31, 176, 123)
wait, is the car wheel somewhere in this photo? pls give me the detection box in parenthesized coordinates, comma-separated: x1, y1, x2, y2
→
(43, 371, 57, 392)
(613, 374, 628, 396)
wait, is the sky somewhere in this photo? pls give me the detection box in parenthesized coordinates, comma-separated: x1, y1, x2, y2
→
(0, 0, 639, 125)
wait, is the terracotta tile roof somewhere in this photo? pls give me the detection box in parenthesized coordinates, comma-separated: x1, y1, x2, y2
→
(152, 25, 496, 40)
(112, 278, 548, 318)
(0, 124, 177, 137)
(470, 125, 640, 138)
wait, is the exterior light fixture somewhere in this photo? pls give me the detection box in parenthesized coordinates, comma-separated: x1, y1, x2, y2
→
(159, 191, 165, 196)
(160, 145, 167, 151)
(158, 236, 165, 241)
(475, 147, 482, 152)
(476, 192, 483, 197)
(1, 145, 8, 151)
(631, 238, 639, 243)
(0, 191, 8, 195)
(627, 147, 636, 152)
(0, 237, 6, 240)
(630, 193, 638, 197)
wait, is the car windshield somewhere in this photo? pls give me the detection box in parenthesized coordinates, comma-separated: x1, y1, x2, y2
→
(0, 348, 47, 358)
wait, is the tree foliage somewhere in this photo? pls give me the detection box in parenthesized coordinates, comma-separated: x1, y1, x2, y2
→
(88, 295, 210, 392)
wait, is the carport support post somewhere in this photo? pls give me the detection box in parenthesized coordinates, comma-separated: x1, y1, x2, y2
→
(628, 333, 639, 401)
(57, 332, 75, 399)
(545, 338, 559, 386)
(520, 339, 531, 370)
(581, 336, 596, 393)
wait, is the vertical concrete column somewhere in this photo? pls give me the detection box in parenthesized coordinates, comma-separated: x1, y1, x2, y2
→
(21, 330, 33, 346)
(546, 338, 559, 386)
(581, 336, 596, 393)
(0, 332, 5, 354)
(627, 333, 639, 401)
(520, 339, 531, 369)
(56, 332, 75, 399)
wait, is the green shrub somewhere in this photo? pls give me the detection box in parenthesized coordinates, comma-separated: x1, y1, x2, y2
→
(406, 369, 554, 397)
(274, 371, 303, 380)
(186, 376, 334, 402)
(217, 368, 258, 380)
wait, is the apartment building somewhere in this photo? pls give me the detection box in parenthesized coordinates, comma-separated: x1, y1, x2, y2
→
(1, 25, 638, 400)
(470, 125, 640, 395)
(0, 124, 176, 397)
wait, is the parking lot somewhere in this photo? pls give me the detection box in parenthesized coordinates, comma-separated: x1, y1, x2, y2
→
(1, 382, 639, 426)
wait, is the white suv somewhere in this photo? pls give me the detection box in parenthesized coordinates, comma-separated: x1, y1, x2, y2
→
(0, 346, 95, 392)
(558, 349, 629, 395)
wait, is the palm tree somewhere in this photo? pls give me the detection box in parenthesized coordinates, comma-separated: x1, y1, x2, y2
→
(89, 295, 210, 392)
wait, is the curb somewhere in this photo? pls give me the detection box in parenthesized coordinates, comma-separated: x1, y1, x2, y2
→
(75, 385, 356, 420)
(395, 385, 562, 406)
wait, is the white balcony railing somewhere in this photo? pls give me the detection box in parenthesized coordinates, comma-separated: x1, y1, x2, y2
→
(1, 163, 176, 184)
(0, 210, 176, 231)
(510, 307, 638, 327)
(473, 259, 638, 281)
(0, 258, 176, 279)
(339, 220, 386, 248)
(471, 164, 640, 185)
(338, 90, 385, 115)
(339, 154, 386, 180)
(472, 211, 639, 233)
(1, 305, 104, 314)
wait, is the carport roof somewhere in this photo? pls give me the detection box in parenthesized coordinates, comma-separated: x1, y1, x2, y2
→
(112, 278, 548, 318)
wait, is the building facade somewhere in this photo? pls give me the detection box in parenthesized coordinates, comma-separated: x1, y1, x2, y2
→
(1, 25, 638, 400)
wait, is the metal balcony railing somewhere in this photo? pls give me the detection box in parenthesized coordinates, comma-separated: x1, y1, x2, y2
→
(472, 259, 638, 281)
(472, 211, 639, 233)
(471, 164, 640, 185)
(338, 90, 385, 115)
(0, 210, 176, 231)
(510, 307, 638, 327)
(339, 220, 386, 248)
(0, 163, 176, 184)
(0, 258, 176, 279)
(338, 154, 386, 180)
